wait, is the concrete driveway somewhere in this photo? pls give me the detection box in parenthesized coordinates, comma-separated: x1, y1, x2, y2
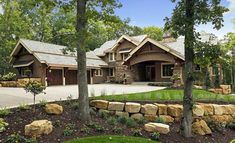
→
(0, 84, 165, 108)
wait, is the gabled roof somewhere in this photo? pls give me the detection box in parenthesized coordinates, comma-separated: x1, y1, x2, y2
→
(93, 35, 147, 56)
(10, 39, 108, 68)
(124, 38, 185, 63)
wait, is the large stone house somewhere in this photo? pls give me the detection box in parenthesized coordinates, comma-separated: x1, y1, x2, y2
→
(10, 32, 221, 86)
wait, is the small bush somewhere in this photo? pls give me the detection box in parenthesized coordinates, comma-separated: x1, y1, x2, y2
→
(1, 72, 16, 81)
(131, 129, 142, 137)
(112, 127, 123, 134)
(117, 116, 128, 124)
(0, 108, 12, 117)
(126, 118, 137, 127)
(80, 127, 91, 134)
(207, 120, 226, 133)
(70, 102, 79, 110)
(0, 118, 9, 133)
(90, 107, 97, 115)
(86, 122, 98, 128)
(107, 117, 117, 125)
(63, 123, 76, 136)
(98, 110, 110, 119)
(39, 100, 47, 107)
(94, 125, 105, 132)
(53, 120, 61, 128)
(136, 117, 147, 125)
(227, 122, 235, 130)
(150, 132, 160, 141)
(155, 117, 165, 123)
(6, 133, 37, 143)
(18, 103, 31, 111)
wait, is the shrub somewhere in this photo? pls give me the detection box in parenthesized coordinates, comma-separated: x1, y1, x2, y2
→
(213, 65, 220, 88)
(80, 127, 91, 134)
(0, 118, 8, 133)
(107, 117, 117, 125)
(18, 103, 31, 111)
(155, 117, 165, 123)
(98, 110, 109, 119)
(112, 127, 123, 134)
(0, 108, 12, 117)
(71, 102, 80, 110)
(63, 123, 76, 136)
(207, 120, 226, 133)
(227, 122, 235, 130)
(24, 81, 46, 112)
(150, 132, 160, 141)
(53, 120, 61, 128)
(117, 116, 128, 124)
(126, 118, 137, 127)
(38, 100, 47, 107)
(90, 107, 97, 116)
(86, 122, 98, 128)
(6, 133, 37, 143)
(136, 117, 147, 125)
(131, 129, 142, 137)
(94, 125, 105, 132)
(1, 72, 16, 81)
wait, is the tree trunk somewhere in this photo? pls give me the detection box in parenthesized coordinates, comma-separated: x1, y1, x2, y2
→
(76, 0, 91, 122)
(181, 0, 195, 138)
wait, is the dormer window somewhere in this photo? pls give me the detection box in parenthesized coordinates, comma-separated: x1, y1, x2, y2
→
(121, 53, 129, 61)
(109, 52, 116, 62)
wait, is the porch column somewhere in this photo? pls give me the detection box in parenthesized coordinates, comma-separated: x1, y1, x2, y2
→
(62, 68, 66, 86)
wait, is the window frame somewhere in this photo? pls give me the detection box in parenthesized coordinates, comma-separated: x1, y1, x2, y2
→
(95, 69, 103, 76)
(109, 68, 115, 77)
(161, 63, 174, 78)
(109, 52, 116, 62)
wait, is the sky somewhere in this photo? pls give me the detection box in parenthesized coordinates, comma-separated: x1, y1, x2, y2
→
(115, 0, 235, 39)
(0, 1, 234, 39)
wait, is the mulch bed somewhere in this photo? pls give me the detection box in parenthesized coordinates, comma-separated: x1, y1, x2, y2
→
(0, 100, 235, 143)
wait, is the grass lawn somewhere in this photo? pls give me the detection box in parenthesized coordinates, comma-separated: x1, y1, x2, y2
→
(65, 136, 158, 143)
(92, 89, 235, 102)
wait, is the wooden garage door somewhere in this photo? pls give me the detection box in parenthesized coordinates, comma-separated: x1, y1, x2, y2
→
(48, 69, 63, 85)
(65, 70, 78, 85)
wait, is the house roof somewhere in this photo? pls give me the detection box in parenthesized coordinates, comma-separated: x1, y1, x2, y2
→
(93, 35, 147, 56)
(10, 39, 108, 68)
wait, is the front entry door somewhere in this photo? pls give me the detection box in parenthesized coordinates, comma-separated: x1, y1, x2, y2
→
(146, 66, 155, 81)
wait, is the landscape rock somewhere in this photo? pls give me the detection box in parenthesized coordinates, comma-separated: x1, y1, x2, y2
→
(90, 100, 109, 109)
(192, 120, 212, 135)
(130, 113, 143, 120)
(141, 104, 158, 115)
(25, 120, 53, 137)
(144, 115, 157, 121)
(193, 105, 204, 117)
(167, 104, 183, 117)
(213, 104, 233, 115)
(45, 104, 63, 115)
(144, 122, 170, 134)
(108, 102, 125, 111)
(155, 103, 167, 115)
(199, 104, 214, 115)
(125, 102, 141, 113)
(115, 111, 129, 118)
(210, 115, 233, 124)
(159, 115, 174, 123)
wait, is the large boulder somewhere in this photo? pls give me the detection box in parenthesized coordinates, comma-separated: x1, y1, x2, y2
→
(193, 105, 204, 117)
(199, 104, 214, 116)
(45, 104, 63, 115)
(210, 115, 233, 124)
(159, 115, 174, 123)
(108, 102, 125, 111)
(90, 100, 109, 109)
(141, 104, 158, 115)
(192, 120, 212, 135)
(125, 102, 141, 113)
(167, 104, 183, 117)
(115, 111, 129, 118)
(213, 104, 233, 115)
(131, 113, 143, 120)
(25, 120, 53, 137)
(144, 122, 170, 134)
(155, 103, 167, 115)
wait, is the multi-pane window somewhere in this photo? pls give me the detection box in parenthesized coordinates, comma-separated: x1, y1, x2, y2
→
(162, 64, 174, 77)
(95, 69, 103, 76)
(109, 68, 115, 76)
(109, 53, 116, 61)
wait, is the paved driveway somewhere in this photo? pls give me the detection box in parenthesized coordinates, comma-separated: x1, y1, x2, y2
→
(0, 84, 165, 108)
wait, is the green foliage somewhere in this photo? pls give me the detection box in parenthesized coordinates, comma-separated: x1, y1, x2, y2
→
(53, 120, 61, 128)
(136, 117, 147, 125)
(0, 118, 8, 133)
(204, 69, 211, 89)
(6, 133, 37, 143)
(112, 127, 123, 134)
(63, 123, 76, 136)
(70, 102, 80, 110)
(227, 122, 235, 131)
(24, 81, 46, 95)
(131, 129, 143, 137)
(155, 117, 165, 123)
(18, 103, 31, 111)
(117, 116, 128, 124)
(80, 127, 91, 134)
(142, 26, 163, 41)
(150, 132, 160, 141)
(86, 122, 98, 128)
(1, 72, 16, 81)
(107, 117, 117, 125)
(0, 108, 12, 117)
(94, 125, 106, 132)
(38, 99, 47, 107)
(98, 110, 110, 119)
(207, 120, 226, 133)
(126, 118, 137, 127)
(213, 65, 220, 88)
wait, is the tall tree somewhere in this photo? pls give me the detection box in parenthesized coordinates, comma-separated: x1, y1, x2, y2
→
(165, 0, 227, 137)
(143, 26, 163, 41)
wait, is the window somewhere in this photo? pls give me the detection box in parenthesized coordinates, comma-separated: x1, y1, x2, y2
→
(194, 65, 201, 72)
(161, 63, 174, 78)
(95, 69, 103, 76)
(121, 53, 129, 61)
(109, 68, 115, 76)
(109, 52, 116, 61)
(20, 67, 32, 77)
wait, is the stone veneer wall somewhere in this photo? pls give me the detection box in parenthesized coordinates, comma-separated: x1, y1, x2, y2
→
(90, 100, 235, 124)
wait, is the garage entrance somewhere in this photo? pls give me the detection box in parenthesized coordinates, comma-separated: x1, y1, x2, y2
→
(47, 69, 63, 85)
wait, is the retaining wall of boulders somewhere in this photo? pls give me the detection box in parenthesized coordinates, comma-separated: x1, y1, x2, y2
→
(90, 100, 235, 124)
